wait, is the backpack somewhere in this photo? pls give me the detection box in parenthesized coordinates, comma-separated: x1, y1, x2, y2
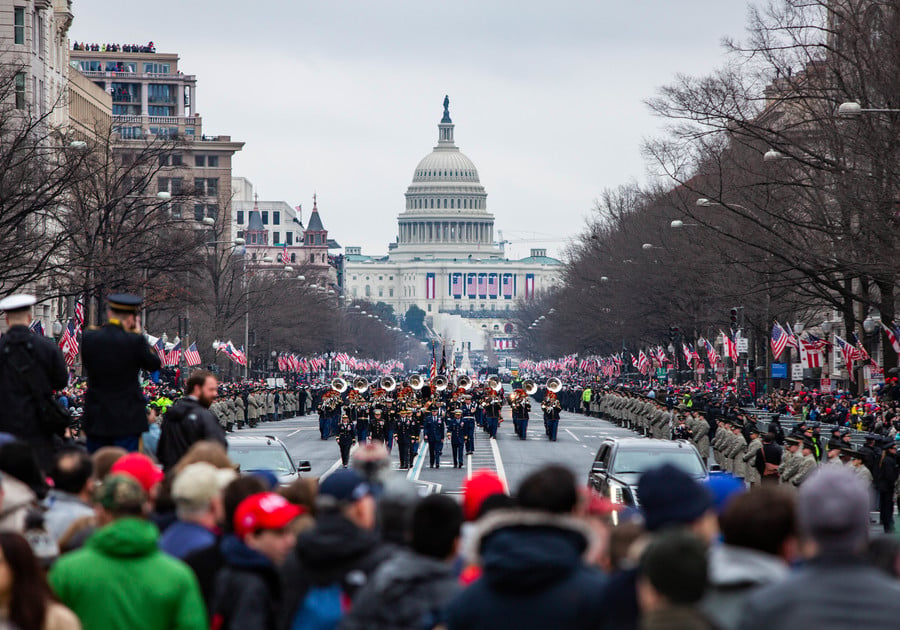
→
(290, 583, 348, 630)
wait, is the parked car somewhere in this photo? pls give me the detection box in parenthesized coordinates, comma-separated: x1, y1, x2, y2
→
(226, 435, 311, 485)
(588, 437, 707, 506)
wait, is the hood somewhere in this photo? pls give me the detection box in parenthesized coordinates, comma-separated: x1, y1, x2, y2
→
(87, 517, 160, 557)
(0, 475, 36, 519)
(164, 398, 198, 423)
(295, 511, 379, 573)
(221, 534, 274, 570)
(467, 509, 593, 592)
(707, 544, 789, 588)
(375, 549, 453, 587)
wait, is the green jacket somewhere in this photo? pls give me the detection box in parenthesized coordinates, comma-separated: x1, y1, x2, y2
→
(50, 517, 207, 630)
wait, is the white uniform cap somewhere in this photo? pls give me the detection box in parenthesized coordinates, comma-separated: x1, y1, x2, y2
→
(0, 294, 36, 312)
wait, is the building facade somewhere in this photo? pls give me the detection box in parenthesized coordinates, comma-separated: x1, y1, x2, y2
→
(343, 98, 561, 353)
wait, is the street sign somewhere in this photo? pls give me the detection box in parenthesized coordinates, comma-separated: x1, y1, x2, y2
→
(656, 368, 667, 378)
(820, 378, 832, 391)
(791, 364, 804, 381)
(736, 337, 749, 353)
(771, 363, 787, 378)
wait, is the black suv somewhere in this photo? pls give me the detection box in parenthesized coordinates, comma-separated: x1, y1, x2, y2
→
(588, 437, 707, 506)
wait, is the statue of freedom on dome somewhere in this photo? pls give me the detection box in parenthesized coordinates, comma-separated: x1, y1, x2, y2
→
(442, 95, 452, 123)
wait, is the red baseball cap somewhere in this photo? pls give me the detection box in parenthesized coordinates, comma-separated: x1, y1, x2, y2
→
(461, 470, 506, 521)
(234, 493, 303, 538)
(110, 453, 164, 493)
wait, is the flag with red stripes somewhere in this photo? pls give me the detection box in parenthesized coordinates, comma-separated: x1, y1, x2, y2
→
(59, 320, 79, 366)
(184, 342, 202, 366)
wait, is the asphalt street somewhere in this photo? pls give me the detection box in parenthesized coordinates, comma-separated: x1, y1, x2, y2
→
(235, 407, 639, 494)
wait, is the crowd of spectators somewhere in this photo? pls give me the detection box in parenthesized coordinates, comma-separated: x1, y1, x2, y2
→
(71, 42, 155, 53)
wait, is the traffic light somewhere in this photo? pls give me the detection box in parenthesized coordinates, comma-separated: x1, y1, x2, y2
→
(730, 308, 738, 327)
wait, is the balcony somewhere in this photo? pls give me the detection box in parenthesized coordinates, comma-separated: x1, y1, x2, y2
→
(79, 70, 196, 82)
(113, 114, 201, 126)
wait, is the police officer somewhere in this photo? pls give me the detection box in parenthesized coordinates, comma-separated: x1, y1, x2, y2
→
(0, 294, 68, 471)
(336, 413, 356, 468)
(81, 294, 161, 453)
(448, 409, 465, 468)
(424, 402, 446, 468)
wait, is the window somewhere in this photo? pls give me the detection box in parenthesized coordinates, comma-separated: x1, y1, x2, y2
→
(171, 204, 183, 219)
(389, 288, 394, 297)
(194, 205, 205, 221)
(273, 232, 280, 244)
(261, 211, 269, 225)
(273, 211, 280, 224)
(236, 210, 244, 224)
(111, 82, 140, 103)
(428, 304, 432, 312)
(207, 155, 218, 167)
(290, 253, 296, 263)
(237, 230, 244, 239)
(285, 232, 292, 245)
(148, 105, 173, 116)
(14, 7, 24, 45)
(309, 254, 315, 263)
(378, 288, 383, 297)
(389, 275, 394, 280)
(194, 178, 205, 195)
(144, 63, 171, 74)
(194, 155, 205, 167)
(206, 204, 218, 221)
(206, 178, 218, 196)
(37, 13, 43, 57)
(378, 276, 383, 281)
(147, 84, 175, 104)
(365, 285, 371, 297)
(157, 177, 169, 193)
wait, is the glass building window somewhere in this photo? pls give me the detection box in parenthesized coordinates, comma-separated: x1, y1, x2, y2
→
(273, 232, 280, 244)
(14, 7, 24, 44)
(195, 155, 205, 167)
(111, 82, 140, 103)
(286, 232, 293, 245)
(262, 211, 269, 225)
(144, 63, 170, 74)
(236, 210, 244, 224)
(207, 155, 219, 167)
(273, 211, 280, 224)
(206, 178, 218, 196)
(147, 84, 175, 104)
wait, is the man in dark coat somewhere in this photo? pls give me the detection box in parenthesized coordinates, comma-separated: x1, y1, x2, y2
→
(0, 294, 68, 471)
(81, 294, 161, 453)
(157, 369, 227, 471)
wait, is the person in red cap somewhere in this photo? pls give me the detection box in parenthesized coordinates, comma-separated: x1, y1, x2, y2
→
(210, 493, 302, 630)
(110, 452, 164, 497)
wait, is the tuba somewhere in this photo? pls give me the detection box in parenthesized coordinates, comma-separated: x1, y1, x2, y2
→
(353, 377, 369, 393)
(434, 375, 449, 391)
(381, 376, 397, 392)
(546, 377, 563, 393)
(331, 377, 348, 393)
(408, 373, 425, 390)
(457, 374, 472, 391)
(523, 379, 538, 396)
(487, 376, 502, 392)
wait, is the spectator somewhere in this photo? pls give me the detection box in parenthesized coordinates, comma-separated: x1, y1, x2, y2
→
(444, 465, 607, 630)
(638, 529, 714, 630)
(158, 463, 236, 559)
(157, 370, 226, 471)
(91, 446, 126, 481)
(701, 487, 797, 629)
(184, 475, 268, 616)
(373, 477, 420, 546)
(341, 494, 463, 630)
(878, 441, 899, 533)
(44, 450, 95, 543)
(49, 475, 207, 630)
(0, 442, 46, 533)
(280, 469, 390, 630)
(210, 493, 302, 630)
(0, 532, 80, 630)
(867, 535, 900, 579)
(109, 452, 164, 498)
(739, 466, 900, 629)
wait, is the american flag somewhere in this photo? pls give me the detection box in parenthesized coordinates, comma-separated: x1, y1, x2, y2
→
(654, 346, 667, 365)
(154, 337, 167, 363)
(882, 321, 900, 355)
(165, 341, 182, 367)
(184, 342, 202, 366)
(74, 300, 85, 331)
(771, 322, 790, 360)
(29, 320, 44, 336)
(850, 333, 872, 364)
(783, 322, 800, 349)
(59, 320, 79, 366)
(703, 338, 720, 366)
(834, 334, 863, 372)
(281, 244, 289, 264)
(638, 350, 650, 374)
(682, 343, 693, 366)
(429, 342, 437, 381)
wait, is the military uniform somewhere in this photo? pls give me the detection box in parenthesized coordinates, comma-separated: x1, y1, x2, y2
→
(336, 416, 356, 467)
(793, 446, 819, 486)
(448, 410, 465, 468)
(424, 407, 446, 468)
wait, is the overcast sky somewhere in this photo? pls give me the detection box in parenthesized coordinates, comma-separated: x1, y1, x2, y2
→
(70, 1, 751, 259)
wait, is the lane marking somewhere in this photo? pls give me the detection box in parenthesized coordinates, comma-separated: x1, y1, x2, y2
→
(489, 436, 509, 494)
(408, 441, 427, 481)
(467, 452, 472, 480)
(564, 428, 581, 442)
(286, 428, 303, 437)
(319, 458, 344, 481)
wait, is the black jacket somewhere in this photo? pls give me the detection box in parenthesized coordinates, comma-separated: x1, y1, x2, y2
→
(0, 325, 68, 468)
(279, 511, 391, 630)
(212, 535, 281, 630)
(81, 322, 161, 437)
(183, 537, 224, 615)
(445, 509, 608, 630)
(877, 454, 899, 493)
(157, 397, 227, 470)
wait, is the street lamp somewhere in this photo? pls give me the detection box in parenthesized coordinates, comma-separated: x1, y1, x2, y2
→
(838, 101, 900, 117)
(641, 243, 660, 250)
(670, 219, 700, 228)
(821, 319, 834, 334)
(763, 149, 790, 162)
(202, 216, 215, 226)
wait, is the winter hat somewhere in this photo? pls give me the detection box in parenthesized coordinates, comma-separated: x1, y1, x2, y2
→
(234, 492, 303, 539)
(95, 474, 148, 513)
(462, 470, 506, 521)
(318, 469, 372, 504)
(172, 462, 237, 510)
(797, 466, 869, 553)
(639, 528, 708, 604)
(110, 453, 164, 493)
(638, 464, 713, 531)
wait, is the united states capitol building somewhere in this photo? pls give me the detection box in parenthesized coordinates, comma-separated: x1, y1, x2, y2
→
(342, 97, 561, 355)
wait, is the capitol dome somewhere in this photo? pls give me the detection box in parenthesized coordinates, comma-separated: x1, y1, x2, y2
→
(392, 97, 500, 261)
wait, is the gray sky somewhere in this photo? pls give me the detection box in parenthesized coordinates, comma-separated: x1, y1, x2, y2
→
(70, 1, 750, 259)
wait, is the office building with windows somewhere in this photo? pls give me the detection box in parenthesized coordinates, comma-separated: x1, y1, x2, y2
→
(342, 99, 561, 353)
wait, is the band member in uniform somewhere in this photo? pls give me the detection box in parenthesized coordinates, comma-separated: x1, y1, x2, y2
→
(336, 413, 356, 468)
(383, 400, 396, 454)
(461, 395, 477, 455)
(448, 409, 465, 468)
(485, 393, 502, 439)
(542, 392, 561, 442)
(81, 294, 161, 453)
(396, 408, 414, 469)
(424, 401, 446, 468)
(370, 408, 386, 443)
(510, 389, 531, 440)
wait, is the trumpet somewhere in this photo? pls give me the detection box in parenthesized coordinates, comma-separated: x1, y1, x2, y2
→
(331, 377, 348, 394)
(457, 375, 472, 391)
(487, 376, 502, 392)
(546, 377, 563, 393)
(381, 376, 397, 392)
(434, 375, 449, 391)
(353, 377, 369, 393)
(523, 379, 538, 396)
(408, 373, 425, 390)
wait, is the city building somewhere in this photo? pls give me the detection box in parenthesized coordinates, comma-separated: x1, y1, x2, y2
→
(342, 98, 561, 356)
(68, 67, 111, 138)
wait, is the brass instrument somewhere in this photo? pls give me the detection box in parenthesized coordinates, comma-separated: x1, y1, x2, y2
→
(353, 377, 369, 393)
(434, 375, 449, 391)
(523, 379, 537, 396)
(331, 377, 348, 394)
(381, 376, 397, 392)
(546, 377, 563, 393)
(487, 376, 502, 392)
(408, 374, 425, 390)
(457, 375, 473, 391)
